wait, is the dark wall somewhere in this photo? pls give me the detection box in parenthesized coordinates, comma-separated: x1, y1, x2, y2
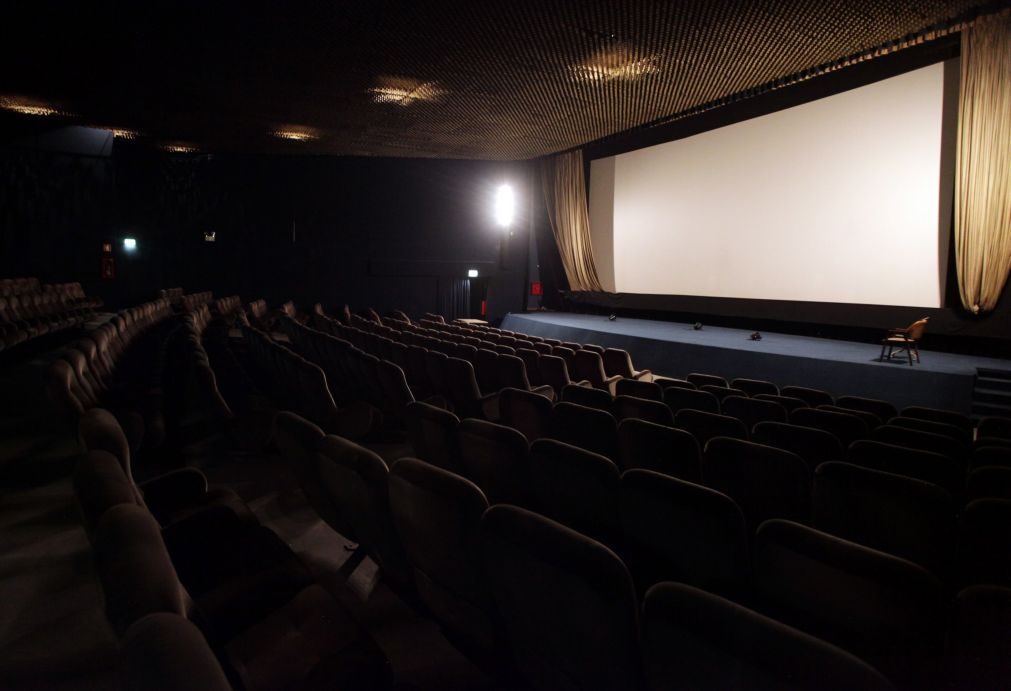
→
(0, 132, 533, 320)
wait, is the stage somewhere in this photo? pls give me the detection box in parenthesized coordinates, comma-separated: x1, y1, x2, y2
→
(500, 312, 1011, 413)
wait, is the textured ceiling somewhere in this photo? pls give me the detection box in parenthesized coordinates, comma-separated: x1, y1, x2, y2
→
(0, 0, 1002, 159)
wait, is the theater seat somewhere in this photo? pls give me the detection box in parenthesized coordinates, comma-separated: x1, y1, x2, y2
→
(675, 409, 747, 449)
(121, 613, 232, 691)
(561, 383, 612, 412)
(480, 505, 642, 691)
(663, 386, 720, 415)
(847, 439, 963, 496)
(404, 401, 461, 471)
(790, 407, 867, 448)
(642, 583, 895, 691)
(730, 378, 779, 397)
(945, 586, 1011, 690)
(620, 470, 749, 600)
(498, 387, 553, 442)
(617, 418, 702, 481)
(550, 402, 620, 461)
(614, 377, 663, 401)
(457, 418, 531, 506)
(751, 421, 844, 472)
(722, 395, 787, 431)
(754, 520, 944, 690)
(602, 348, 651, 382)
(539, 354, 590, 398)
(780, 385, 833, 408)
(572, 349, 622, 395)
(612, 395, 675, 427)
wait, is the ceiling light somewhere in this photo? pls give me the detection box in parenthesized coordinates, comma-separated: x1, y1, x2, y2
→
(0, 95, 66, 117)
(160, 142, 198, 153)
(573, 47, 659, 83)
(108, 128, 140, 140)
(495, 184, 515, 228)
(270, 126, 321, 142)
(370, 77, 444, 106)
(468, 269, 479, 278)
(123, 238, 137, 251)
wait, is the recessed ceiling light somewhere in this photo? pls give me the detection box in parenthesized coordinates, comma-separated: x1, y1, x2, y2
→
(160, 142, 198, 153)
(370, 77, 444, 106)
(572, 47, 659, 83)
(0, 95, 67, 117)
(270, 126, 320, 142)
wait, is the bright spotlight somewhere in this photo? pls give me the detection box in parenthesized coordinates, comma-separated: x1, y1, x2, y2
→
(123, 237, 137, 251)
(494, 184, 515, 228)
(467, 269, 479, 278)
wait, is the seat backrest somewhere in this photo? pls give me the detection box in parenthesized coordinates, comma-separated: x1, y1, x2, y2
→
(620, 470, 749, 600)
(528, 438, 622, 547)
(730, 378, 779, 397)
(474, 348, 500, 394)
(561, 383, 612, 412)
(946, 585, 1011, 690)
(641, 583, 895, 691)
(602, 348, 636, 378)
(539, 354, 574, 395)
(404, 401, 460, 471)
(550, 402, 620, 461)
(480, 505, 641, 691)
(847, 439, 963, 495)
(614, 377, 662, 401)
(78, 408, 137, 494)
(572, 349, 609, 388)
(613, 395, 675, 427)
(93, 504, 188, 637)
(971, 444, 1011, 471)
(497, 353, 532, 391)
(820, 404, 881, 429)
(616, 418, 701, 481)
(515, 348, 543, 385)
(498, 387, 553, 443)
(700, 385, 747, 403)
(687, 373, 728, 388)
(900, 405, 971, 434)
(965, 466, 1011, 501)
(703, 437, 810, 529)
(388, 459, 496, 650)
(675, 409, 748, 449)
(813, 461, 954, 577)
(978, 416, 1011, 442)
(122, 613, 232, 691)
(836, 396, 898, 423)
(375, 359, 415, 419)
(444, 357, 492, 420)
(887, 415, 971, 445)
(870, 424, 965, 464)
(780, 386, 834, 408)
(905, 318, 929, 340)
(315, 435, 412, 590)
(663, 386, 720, 415)
(957, 499, 1011, 588)
(790, 407, 867, 447)
(754, 519, 944, 690)
(754, 393, 809, 412)
(74, 450, 142, 539)
(457, 418, 531, 506)
(722, 395, 787, 431)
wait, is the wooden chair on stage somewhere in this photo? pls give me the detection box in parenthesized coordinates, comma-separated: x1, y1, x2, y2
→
(879, 318, 928, 365)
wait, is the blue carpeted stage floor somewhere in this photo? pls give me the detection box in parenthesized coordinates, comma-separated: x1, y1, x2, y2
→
(500, 312, 1011, 413)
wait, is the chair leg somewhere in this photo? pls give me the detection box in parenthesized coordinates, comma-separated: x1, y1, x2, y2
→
(880, 343, 887, 362)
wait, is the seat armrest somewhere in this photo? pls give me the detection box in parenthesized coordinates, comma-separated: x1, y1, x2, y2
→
(531, 384, 556, 402)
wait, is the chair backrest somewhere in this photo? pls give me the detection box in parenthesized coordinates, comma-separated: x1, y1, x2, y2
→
(790, 407, 867, 447)
(754, 393, 809, 412)
(675, 409, 748, 449)
(957, 499, 1011, 588)
(614, 378, 662, 401)
(121, 613, 233, 691)
(971, 444, 1011, 471)
(405, 401, 461, 471)
(620, 470, 749, 600)
(616, 418, 701, 481)
(496, 353, 532, 391)
(906, 318, 929, 340)
(561, 383, 612, 412)
(780, 385, 834, 408)
(498, 387, 552, 442)
(641, 583, 895, 691)
(813, 461, 954, 577)
(978, 416, 1011, 442)
(663, 386, 720, 415)
(375, 359, 415, 420)
(528, 438, 622, 547)
(515, 348, 543, 385)
(315, 435, 412, 590)
(900, 405, 971, 434)
(847, 439, 963, 495)
(93, 504, 188, 636)
(602, 348, 637, 378)
(751, 420, 844, 472)
(754, 519, 944, 690)
(388, 458, 496, 651)
(966, 466, 1011, 501)
(474, 348, 500, 394)
(74, 450, 142, 539)
(655, 377, 696, 390)
(836, 396, 898, 423)
(687, 373, 728, 388)
(819, 404, 881, 429)
(457, 418, 531, 506)
(703, 437, 811, 529)
(550, 402, 620, 461)
(539, 354, 575, 395)
(730, 378, 779, 397)
(870, 425, 966, 464)
(887, 415, 971, 445)
(700, 385, 747, 403)
(572, 350, 610, 389)
(480, 505, 641, 691)
(722, 395, 788, 431)
(78, 408, 138, 497)
(613, 395, 675, 427)
(444, 357, 493, 420)
(947, 585, 1011, 690)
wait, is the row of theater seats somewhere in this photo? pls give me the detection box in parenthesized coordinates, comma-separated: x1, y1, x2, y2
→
(0, 280, 102, 352)
(406, 397, 1009, 588)
(158, 287, 185, 302)
(271, 409, 1009, 691)
(74, 408, 393, 691)
(213, 295, 243, 320)
(177, 290, 213, 313)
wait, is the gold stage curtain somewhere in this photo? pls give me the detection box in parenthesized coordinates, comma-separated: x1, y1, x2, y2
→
(541, 150, 604, 292)
(955, 11, 1011, 314)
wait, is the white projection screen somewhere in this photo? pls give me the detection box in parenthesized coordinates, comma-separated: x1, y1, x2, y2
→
(589, 61, 958, 308)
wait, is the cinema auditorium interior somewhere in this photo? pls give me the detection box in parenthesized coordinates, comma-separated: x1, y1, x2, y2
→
(2, 2, 1010, 689)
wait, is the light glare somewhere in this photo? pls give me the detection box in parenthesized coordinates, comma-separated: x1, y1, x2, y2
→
(494, 184, 515, 227)
(123, 238, 137, 251)
(467, 269, 479, 278)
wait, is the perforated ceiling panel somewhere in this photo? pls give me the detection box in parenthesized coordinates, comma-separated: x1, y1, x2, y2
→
(0, 1, 1001, 159)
